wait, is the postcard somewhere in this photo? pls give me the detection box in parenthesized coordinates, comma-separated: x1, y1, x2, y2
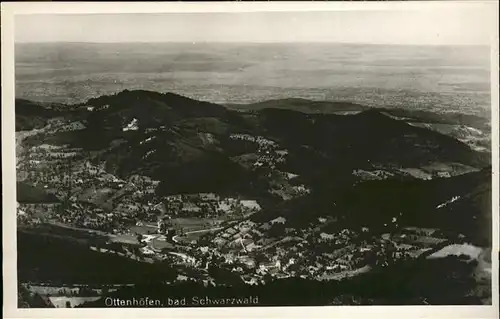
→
(2, 1, 499, 318)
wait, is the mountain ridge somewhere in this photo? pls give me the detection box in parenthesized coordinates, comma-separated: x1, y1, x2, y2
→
(16, 89, 490, 167)
(16, 89, 490, 132)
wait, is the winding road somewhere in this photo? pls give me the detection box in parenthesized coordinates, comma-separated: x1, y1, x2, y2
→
(143, 226, 224, 262)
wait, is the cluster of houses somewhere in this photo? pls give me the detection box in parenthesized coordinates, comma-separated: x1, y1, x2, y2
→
(229, 134, 277, 147)
(229, 133, 288, 170)
(198, 214, 450, 283)
(122, 118, 139, 132)
(163, 193, 261, 219)
(17, 203, 57, 225)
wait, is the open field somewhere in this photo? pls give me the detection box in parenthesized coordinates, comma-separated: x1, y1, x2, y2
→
(173, 227, 224, 244)
(109, 234, 139, 245)
(170, 217, 224, 232)
(150, 238, 175, 250)
(129, 224, 157, 235)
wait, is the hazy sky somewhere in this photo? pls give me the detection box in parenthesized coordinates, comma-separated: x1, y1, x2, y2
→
(15, 7, 496, 45)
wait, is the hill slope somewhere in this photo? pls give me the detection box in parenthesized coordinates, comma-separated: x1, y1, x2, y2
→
(16, 90, 490, 199)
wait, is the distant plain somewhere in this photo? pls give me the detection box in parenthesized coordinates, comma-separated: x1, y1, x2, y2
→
(15, 42, 491, 116)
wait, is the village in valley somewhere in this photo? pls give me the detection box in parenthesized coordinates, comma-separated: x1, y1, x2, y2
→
(16, 113, 473, 308)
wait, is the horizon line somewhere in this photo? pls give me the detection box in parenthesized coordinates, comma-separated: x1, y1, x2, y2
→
(14, 41, 490, 47)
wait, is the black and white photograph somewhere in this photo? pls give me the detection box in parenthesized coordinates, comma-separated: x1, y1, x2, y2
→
(2, 1, 499, 317)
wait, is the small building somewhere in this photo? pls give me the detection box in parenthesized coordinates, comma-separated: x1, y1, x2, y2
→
(319, 233, 335, 241)
(270, 217, 286, 225)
